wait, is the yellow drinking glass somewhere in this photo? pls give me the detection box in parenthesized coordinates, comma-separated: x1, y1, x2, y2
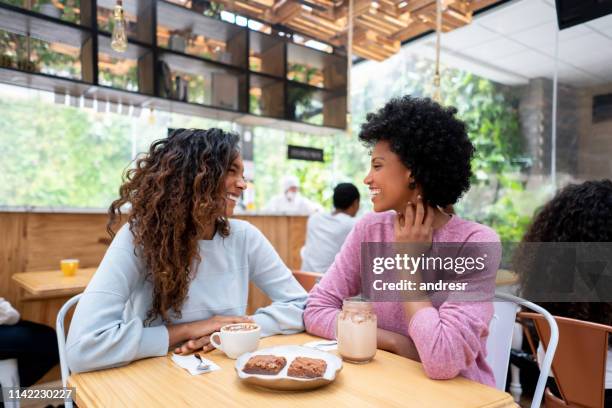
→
(60, 259, 79, 277)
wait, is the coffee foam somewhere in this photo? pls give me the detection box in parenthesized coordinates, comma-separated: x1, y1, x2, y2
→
(222, 323, 260, 332)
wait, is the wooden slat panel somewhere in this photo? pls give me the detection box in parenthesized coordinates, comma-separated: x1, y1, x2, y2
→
(288, 216, 307, 270)
(0, 212, 27, 305)
(25, 213, 111, 271)
(19, 296, 74, 327)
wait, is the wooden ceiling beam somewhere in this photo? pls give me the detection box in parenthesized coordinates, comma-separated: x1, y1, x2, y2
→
(289, 18, 339, 37)
(266, 0, 302, 23)
(214, 0, 502, 62)
(357, 14, 401, 36)
(391, 20, 431, 41)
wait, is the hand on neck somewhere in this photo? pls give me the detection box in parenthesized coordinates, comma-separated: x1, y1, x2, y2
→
(394, 203, 450, 230)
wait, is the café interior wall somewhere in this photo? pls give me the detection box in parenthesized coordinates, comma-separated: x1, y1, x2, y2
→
(577, 81, 612, 181)
(517, 76, 612, 193)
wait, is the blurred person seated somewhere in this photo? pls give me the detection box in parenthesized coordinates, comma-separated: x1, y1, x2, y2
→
(517, 179, 612, 404)
(0, 298, 59, 390)
(300, 183, 360, 273)
(263, 175, 321, 215)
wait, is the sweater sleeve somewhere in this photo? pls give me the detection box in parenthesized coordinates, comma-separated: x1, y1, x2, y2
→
(407, 231, 500, 380)
(0, 297, 20, 325)
(303, 219, 363, 339)
(246, 225, 308, 337)
(66, 225, 169, 373)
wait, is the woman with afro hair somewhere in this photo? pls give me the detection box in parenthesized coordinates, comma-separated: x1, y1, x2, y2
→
(304, 95, 501, 386)
(66, 128, 307, 373)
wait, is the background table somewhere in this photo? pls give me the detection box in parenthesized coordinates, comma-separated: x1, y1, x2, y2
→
(11, 267, 97, 331)
(69, 333, 515, 408)
(12, 267, 96, 300)
(495, 269, 519, 287)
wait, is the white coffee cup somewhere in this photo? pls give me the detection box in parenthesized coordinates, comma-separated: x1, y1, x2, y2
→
(210, 323, 261, 359)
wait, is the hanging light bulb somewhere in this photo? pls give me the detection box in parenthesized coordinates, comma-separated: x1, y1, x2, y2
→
(346, 0, 354, 137)
(432, 0, 442, 103)
(111, 0, 128, 53)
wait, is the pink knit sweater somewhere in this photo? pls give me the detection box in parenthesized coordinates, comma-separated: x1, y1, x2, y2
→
(303, 211, 500, 387)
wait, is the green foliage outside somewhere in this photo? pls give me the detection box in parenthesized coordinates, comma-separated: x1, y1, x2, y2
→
(346, 55, 545, 243)
(0, 86, 232, 207)
(0, 96, 131, 207)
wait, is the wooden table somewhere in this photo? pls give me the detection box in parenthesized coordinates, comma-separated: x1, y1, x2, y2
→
(69, 333, 515, 408)
(12, 267, 96, 300)
(496, 269, 518, 287)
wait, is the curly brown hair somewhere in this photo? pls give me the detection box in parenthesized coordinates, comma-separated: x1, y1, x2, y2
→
(107, 128, 240, 324)
(518, 179, 612, 326)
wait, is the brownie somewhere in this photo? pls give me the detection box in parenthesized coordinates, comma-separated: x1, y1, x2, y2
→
(287, 357, 327, 379)
(242, 355, 287, 375)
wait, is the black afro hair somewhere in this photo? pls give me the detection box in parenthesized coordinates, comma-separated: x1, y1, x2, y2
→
(358, 95, 474, 207)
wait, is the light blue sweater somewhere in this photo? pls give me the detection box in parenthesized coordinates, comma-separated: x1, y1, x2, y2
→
(66, 219, 308, 373)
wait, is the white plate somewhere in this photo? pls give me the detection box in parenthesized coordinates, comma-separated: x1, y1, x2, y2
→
(235, 345, 343, 390)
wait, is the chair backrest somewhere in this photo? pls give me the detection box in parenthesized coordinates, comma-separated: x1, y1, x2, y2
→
(493, 292, 559, 408)
(292, 270, 323, 292)
(55, 293, 82, 408)
(0, 358, 20, 408)
(486, 301, 519, 390)
(519, 311, 612, 408)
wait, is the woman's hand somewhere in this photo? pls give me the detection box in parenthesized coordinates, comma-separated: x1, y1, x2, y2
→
(168, 315, 253, 353)
(188, 315, 253, 339)
(174, 335, 213, 355)
(393, 196, 435, 317)
(394, 195, 435, 247)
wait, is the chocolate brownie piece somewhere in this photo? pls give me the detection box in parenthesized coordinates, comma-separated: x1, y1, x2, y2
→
(287, 357, 327, 378)
(242, 355, 287, 375)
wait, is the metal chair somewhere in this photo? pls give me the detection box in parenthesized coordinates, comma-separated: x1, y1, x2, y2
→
(55, 293, 82, 408)
(485, 291, 559, 408)
(0, 358, 20, 408)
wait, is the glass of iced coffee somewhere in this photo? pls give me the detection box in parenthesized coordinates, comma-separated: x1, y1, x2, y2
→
(336, 297, 377, 363)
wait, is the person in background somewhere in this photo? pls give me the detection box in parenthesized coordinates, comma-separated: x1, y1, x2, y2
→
(300, 183, 360, 273)
(517, 179, 612, 404)
(0, 298, 59, 390)
(66, 128, 307, 373)
(263, 175, 321, 214)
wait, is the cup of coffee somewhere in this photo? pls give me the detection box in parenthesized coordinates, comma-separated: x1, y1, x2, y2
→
(60, 259, 79, 277)
(210, 323, 260, 359)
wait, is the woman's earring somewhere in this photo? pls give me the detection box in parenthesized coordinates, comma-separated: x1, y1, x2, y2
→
(408, 182, 416, 190)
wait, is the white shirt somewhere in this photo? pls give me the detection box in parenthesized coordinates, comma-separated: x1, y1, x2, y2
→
(66, 219, 307, 373)
(0, 297, 20, 325)
(300, 212, 356, 273)
(262, 193, 321, 215)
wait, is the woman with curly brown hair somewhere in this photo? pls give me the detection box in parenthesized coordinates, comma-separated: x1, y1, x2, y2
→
(66, 128, 307, 373)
